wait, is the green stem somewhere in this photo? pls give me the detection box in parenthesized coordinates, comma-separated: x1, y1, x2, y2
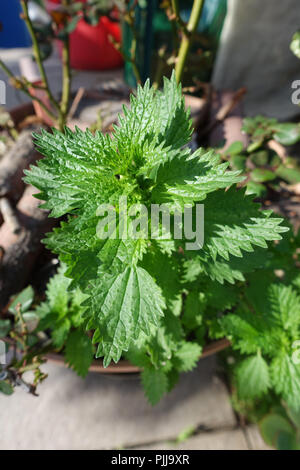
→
(7, 127, 19, 141)
(152, 46, 167, 90)
(20, 0, 60, 113)
(130, 35, 142, 85)
(126, 10, 142, 85)
(175, 0, 205, 84)
(169, 0, 181, 53)
(59, 0, 72, 130)
(171, 0, 180, 18)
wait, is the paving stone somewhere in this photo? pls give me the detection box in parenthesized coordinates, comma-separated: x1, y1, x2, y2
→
(0, 356, 236, 450)
(132, 429, 249, 450)
(0, 47, 123, 110)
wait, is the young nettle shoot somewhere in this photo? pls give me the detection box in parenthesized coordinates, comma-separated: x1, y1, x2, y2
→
(24, 73, 287, 374)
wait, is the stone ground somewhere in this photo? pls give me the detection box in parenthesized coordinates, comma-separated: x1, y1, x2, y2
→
(0, 358, 269, 450)
(0, 47, 270, 450)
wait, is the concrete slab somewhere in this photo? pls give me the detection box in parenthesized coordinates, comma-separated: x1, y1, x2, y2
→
(0, 356, 236, 450)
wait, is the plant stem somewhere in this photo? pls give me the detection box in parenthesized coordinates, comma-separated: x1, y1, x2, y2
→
(109, 33, 141, 85)
(152, 46, 167, 90)
(129, 33, 142, 85)
(60, 38, 71, 122)
(125, 6, 142, 85)
(0, 59, 57, 121)
(175, 0, 205, 84)
(171, 0, 180, 19)
(20, 0, 60, 114)
(59, 0, 72, 130)
(169, 0, 181, 53)
(170, 0, 188, 35)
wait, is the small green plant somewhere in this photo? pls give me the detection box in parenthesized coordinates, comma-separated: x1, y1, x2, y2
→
(219, 274, 300, 410)
(242, 116, 300, 150)
(226, 357, 300, 450)
(222, 116, 300, 197)
(227, 386, 300, 450)
(0, 285, 49, 395)
(0, 264, 94, 394)
(35, 264, 94, 377)
(217, 227, 300, 439)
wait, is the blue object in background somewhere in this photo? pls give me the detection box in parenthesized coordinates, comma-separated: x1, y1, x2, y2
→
(0, 0, 31, 48)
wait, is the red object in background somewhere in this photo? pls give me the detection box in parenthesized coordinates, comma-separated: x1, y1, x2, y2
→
(47, 0, 123, 70)
(69, 16, 123, 70)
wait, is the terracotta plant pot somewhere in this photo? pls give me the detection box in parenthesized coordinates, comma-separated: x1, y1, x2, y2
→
(46, 338, 231, 374)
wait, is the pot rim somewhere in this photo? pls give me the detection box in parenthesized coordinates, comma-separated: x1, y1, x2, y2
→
(46, 338, 231, 374)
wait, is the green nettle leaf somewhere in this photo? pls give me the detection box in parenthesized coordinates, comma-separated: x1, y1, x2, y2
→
(0, 381, 14, 395)
(242, 115, 300, 147)
(8, 285, 34, 314)
(273, 123, 300, 146)
(291, 31, 300, 59)
(141, 367, 168, 405)
(271, 354, 300, 411)
(90, 266, 165, 367)
(125, 346, 152, 369)
(220, 310, 270, 355)
(203, 277, 238, 311)
(0, 319, 11, 338)
(236, 353, 270, 399)
(226, 141, 244, 156)
(251, 168, 276, 183)
(267, 284, 300, 332)
(275, 164, 300, 184)
(174, 342, 202, 372)
(65, 330, 94, 377)
(182, 291, 205, 331)
(35, 264, 87, 348)
(25, 73, 288, 367)
(152, 149, 243, 205)
(45, 268, 71, 316)
(259, 414, 297, 450)
(246, 181, 267, 198)
(140, 250, 183, 314)
(16, 312, 39, 334)
(218, 263, 300, 410)
(203, 190, 287, 262)
(51, 319, 71, 349)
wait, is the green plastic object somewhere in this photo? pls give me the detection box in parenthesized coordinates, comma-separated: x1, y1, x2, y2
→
(123, 0, 227, 87)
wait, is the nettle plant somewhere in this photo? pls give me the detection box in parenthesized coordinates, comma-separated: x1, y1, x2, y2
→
(22, 74, 290, 404)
